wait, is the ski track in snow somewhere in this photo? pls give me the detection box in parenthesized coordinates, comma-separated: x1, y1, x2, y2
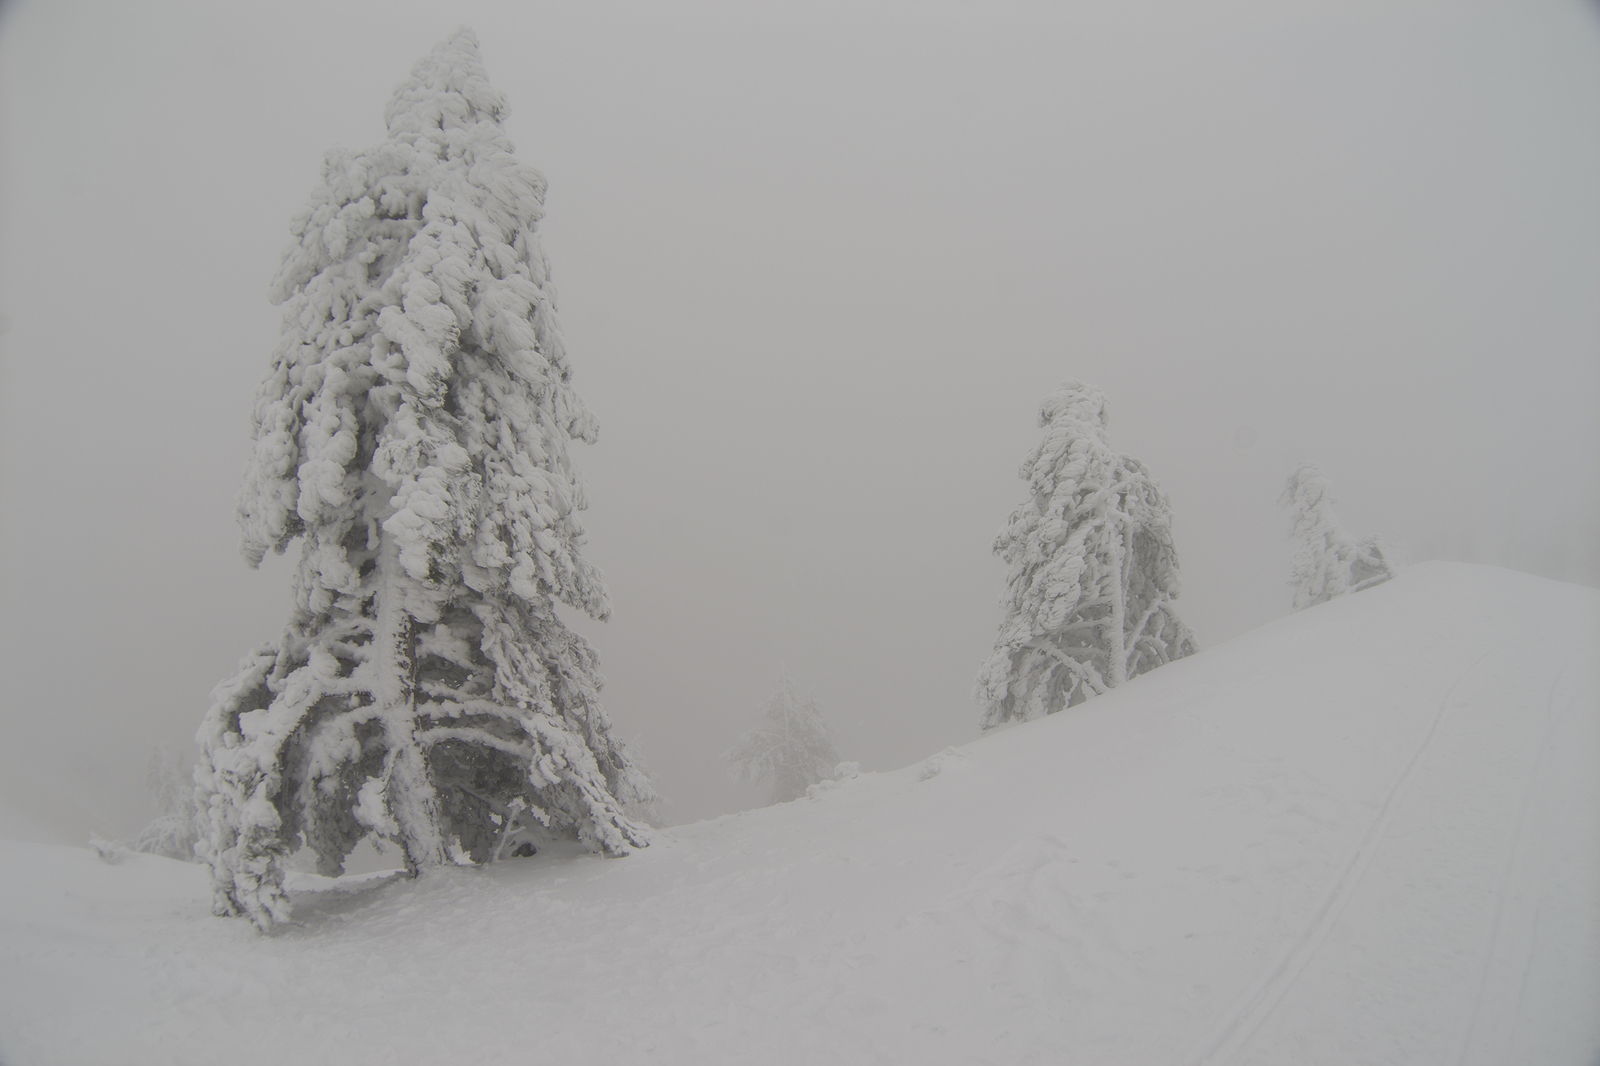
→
(1190, 644, 1501, 1066)
(1465, 656, 1587, 1062)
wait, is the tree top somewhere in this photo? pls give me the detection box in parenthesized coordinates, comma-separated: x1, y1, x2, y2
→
(384, 28, 506, 137)
(1039, 380, 1108, 431)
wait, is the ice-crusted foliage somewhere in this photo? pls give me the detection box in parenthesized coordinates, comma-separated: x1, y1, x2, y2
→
(976, 382, 1197, 729)
(1281, 461, 1396, 611)
(196, 29, 651, 931)
(727, 673, 842, 805)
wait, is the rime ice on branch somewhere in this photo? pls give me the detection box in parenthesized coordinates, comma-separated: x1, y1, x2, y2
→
(976, 382, 1197, 728)
(1280, 461, 1396, 611)
(726, 673, 842, 805)
(195, 29, 651, 930)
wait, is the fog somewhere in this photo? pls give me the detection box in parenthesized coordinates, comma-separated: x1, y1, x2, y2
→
(2, 1, 1595, 840)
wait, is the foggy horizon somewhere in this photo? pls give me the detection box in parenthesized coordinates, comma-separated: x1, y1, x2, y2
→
(2, 0, 1596, 842)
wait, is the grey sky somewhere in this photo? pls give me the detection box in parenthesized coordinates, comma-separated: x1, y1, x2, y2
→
(2, 0, 1596, 838)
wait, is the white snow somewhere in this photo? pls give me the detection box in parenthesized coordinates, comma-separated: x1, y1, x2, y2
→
(2, 562, 1596, 1064)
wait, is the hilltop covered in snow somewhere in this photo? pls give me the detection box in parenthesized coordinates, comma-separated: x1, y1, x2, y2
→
(2, 562, 1596, 1064)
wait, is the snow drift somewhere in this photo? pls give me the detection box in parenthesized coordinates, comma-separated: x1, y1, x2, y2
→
(2, 562, 1596, 1064)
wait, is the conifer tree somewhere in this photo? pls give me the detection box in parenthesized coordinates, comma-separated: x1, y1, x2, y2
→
(133, 745, 201, 862)
(1281, 461, 1396, 611)
(726, 672, 842, 805)
(195, 30, 651, 930)
(976, 382, 1197, 728)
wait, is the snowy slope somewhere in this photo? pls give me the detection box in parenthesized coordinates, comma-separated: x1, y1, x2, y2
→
(2, 563, 1596, 1065)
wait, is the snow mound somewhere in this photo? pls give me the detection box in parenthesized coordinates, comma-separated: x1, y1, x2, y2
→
(2, 562, 1596, 1065)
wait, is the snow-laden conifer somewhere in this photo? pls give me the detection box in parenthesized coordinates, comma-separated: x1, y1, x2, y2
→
(133, 745, 201, 862)
(726, 673, 842, 805)
(1281, 461, 1396, 611)
(195, 30, 651, 930)
(976, 382, 1197, 728)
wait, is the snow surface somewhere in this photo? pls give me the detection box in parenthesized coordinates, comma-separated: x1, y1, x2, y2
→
(2, 562, 1596, 1065)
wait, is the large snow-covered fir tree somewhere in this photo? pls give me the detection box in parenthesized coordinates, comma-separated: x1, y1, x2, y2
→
(976, 382, 1197, 729)
(726, 673, 842, 805)
(195, 30, 652, 930)
(1281, 461, 1396, 611)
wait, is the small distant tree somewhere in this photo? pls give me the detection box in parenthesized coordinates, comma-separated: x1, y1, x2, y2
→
(195, 30, 651, 931)
(1281, 461, 1395, 610)
(976, 382, 1197, 728)
(133, 745, 201, 862)
(610, 734, 669, 829)
(726, 673, 842, 804)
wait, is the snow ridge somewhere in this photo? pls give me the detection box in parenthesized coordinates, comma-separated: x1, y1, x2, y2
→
(5, 565, 1595, 1064)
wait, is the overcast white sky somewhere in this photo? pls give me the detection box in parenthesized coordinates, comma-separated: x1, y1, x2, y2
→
(2, 0, 1596, 840)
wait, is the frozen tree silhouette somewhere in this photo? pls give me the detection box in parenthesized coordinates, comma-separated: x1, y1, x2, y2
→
(1281, 461, 1396, 611)
(976, 382, 1197, 728)
(133, 745, 201, 862)
(727, 673, 842, 804)
(195, 30, 651, 930)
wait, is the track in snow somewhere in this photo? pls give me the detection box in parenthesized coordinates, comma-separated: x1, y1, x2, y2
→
(1190, 646, 1500, 1066)
(1453, 661, 1581, 1066)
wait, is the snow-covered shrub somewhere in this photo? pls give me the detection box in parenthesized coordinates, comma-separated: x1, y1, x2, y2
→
(1281, 461, 1396, 611)
(804, 761, 861, 800)
(727, 673, 842, 805)
(196, 29, 651, 930)
(976, 382, 1197, 728)
(89, 835, 131, 865)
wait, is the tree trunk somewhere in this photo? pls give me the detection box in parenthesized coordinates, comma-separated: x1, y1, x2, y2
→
(1107, 511, 1131, 688)
(372, 532, 448, 871)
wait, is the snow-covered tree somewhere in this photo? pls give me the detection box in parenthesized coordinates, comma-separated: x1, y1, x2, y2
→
(133, 744, 201, 862)
(976, 382, 1197, 729)
(726, 673, 842, 805)
(195, 29, 652, 930)
(1280, 461, 1395, 611)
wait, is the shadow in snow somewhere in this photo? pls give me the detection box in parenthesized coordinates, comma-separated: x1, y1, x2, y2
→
(284, 868, 409, 927)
